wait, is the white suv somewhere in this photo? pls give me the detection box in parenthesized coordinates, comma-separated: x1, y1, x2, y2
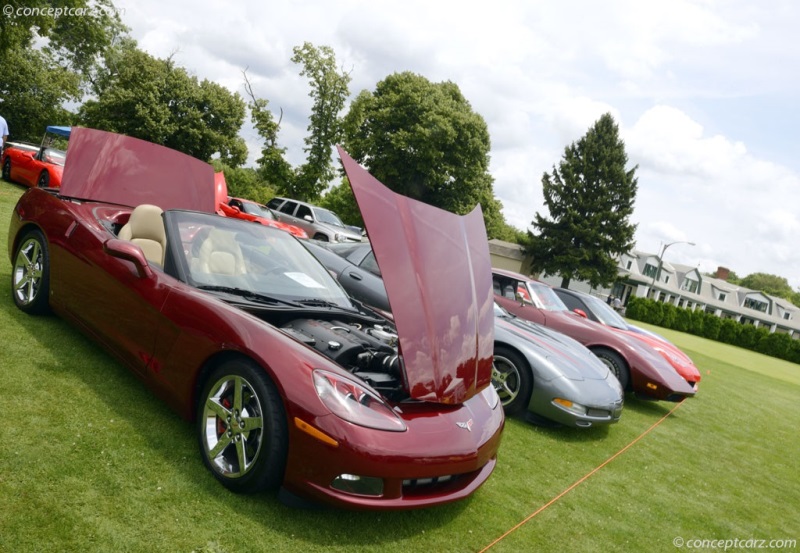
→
(266, 197, 363, 243)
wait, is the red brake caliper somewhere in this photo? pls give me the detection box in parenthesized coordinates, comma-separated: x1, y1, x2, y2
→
(216, 397, 232, 437)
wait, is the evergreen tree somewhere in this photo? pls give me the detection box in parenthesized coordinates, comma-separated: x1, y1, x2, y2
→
(528, 113, 638, 288)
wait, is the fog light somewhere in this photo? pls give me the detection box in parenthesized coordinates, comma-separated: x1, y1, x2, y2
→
(646, 382, 658, 390)
(331, 474, 384, 497)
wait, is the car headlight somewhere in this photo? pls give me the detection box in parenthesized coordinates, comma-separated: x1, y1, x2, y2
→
(313, 369, 407, 432)
(656, 347, 688, 368)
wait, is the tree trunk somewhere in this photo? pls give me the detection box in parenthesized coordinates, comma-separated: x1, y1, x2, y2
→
(560, 276, 571, 289)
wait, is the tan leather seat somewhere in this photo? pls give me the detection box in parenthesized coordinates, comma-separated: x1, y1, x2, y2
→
(118, 204, 167, 267)
(196, 229, 246, 275)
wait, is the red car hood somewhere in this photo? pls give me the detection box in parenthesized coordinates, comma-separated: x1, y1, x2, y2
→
(339, 147, 494, 405)
(620, 328, 701, 383)
(60, 127, 216, 212)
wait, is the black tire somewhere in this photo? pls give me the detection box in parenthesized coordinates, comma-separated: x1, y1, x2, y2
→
(313, 233, 329, 242)
(2, 158, 11, 181)
(197, 358, 288, 493)
(11, 229, 51, 315)
(591, 348, 630, 390)
(37, 170, 49, 188)
(492, 346, 533, 416)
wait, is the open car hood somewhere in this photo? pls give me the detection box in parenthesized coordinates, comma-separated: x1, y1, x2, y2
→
(338, 147, 494, 405)
(60, 127, 216, 212)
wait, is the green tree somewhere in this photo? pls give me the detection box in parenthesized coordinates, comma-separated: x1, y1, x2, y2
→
(739, 273, 794, 300)
(0, 0, 126, 140)
(528, 113, 638, 288)
(290, 42, 351, 201)
(0, 47, 80, 141)
(210, 160, 277, 205)
(0, 0, 125, 68)
(79, 46, 247, 165)
(318, 179, 363, 228)
(342, 71, 510, 233)
(243, 71, 295, 192)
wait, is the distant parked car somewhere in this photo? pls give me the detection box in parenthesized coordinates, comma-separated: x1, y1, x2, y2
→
(2, 125, 71, 188)
(554, 288, 701, 390)
(306, 242, 625, 427)
(302, 241, 389, 311)
(266, 197, 363, 243)
(222, 196, 308, 239)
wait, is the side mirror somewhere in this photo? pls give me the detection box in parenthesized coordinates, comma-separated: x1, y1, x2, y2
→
(103, 239, 153, 279)
(303, 215, 314, 223)
(574, 308, 588, 319)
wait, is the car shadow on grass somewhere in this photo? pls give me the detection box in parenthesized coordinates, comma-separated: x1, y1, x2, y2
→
(622, 394, 680, 418)
(504, 413, 613, 442)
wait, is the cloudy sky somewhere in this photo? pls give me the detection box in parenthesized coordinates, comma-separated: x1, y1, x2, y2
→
(114, 0, 800, 288)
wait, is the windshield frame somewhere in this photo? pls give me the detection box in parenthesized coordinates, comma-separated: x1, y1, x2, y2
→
(164, 209, 354, 309)
(526, 281, 570, 312)
(580, 293, 629, 329)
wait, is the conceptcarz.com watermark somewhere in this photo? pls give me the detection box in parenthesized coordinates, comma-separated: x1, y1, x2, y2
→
(673, 537, 797, 550)
(3, 4, 125, 18)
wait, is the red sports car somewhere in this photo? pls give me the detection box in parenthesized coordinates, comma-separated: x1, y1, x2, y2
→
(1, 126, 70, 188)
(493, 269, 695, 402)
(213, 172, 307, 238)
(8, 128, 502, 509)
(554, 287, 701, 390)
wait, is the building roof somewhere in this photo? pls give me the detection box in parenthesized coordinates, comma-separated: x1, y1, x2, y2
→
(619, 249, 800, 333)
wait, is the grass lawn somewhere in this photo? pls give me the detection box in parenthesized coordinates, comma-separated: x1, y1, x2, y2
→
(1, 181, 798, 552)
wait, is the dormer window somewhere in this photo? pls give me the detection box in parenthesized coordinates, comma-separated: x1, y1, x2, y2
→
(626, 260, 633, 270)
(643, 263, 658, 278)
(681, 278, 699, 294)
(719, 293, 726, 302)
(744, 297, 768, 313)
(784, 312, 792, 320)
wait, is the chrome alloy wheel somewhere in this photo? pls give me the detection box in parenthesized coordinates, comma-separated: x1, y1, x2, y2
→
(201, 375, 265, 478)
(13, 237, 45, 307)
(492, 354, 522, 407)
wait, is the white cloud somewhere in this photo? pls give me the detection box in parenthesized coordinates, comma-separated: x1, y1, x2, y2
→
(113, 0, 800, 289)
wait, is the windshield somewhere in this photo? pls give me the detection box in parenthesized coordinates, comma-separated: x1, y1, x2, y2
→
(527, 281, 569, 312)
(242, 201, 276, 220)
(313, 207, 345, 227)
(170, 210, 353, 308)
(43, 148, 67, 166)
(581, 294, 628, 329)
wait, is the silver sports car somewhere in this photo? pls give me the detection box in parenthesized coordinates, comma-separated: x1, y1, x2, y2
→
(493, 304, 624, 427)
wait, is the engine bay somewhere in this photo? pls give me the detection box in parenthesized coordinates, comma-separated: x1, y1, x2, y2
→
(280, 318, 407, 401)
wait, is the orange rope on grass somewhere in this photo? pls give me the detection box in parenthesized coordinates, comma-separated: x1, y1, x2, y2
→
(479, 399, 687, 552)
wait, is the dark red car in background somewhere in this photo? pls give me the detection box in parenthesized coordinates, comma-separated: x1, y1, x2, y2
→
(493, 269, 695, 402)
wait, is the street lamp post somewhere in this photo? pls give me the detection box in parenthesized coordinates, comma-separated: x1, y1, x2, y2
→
(651, 240, 695, 299)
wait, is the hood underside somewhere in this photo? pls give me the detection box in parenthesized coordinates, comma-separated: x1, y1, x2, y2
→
(60, 127, 216, 212)
(338, 147, 494, 405)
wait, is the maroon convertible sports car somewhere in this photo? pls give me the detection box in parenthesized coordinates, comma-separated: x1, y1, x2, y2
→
(8, 128, 503, 509)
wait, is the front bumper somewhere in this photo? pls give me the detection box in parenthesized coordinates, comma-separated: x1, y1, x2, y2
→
(282, 393, 505, 510)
